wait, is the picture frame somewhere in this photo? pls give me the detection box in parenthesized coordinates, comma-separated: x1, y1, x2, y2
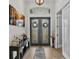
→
(9, 4, 25, 27)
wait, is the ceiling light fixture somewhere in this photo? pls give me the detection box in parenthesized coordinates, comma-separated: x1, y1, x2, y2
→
(35, 0, 44, 5)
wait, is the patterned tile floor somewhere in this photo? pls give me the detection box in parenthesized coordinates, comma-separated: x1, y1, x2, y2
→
(22, 46, 65, 59)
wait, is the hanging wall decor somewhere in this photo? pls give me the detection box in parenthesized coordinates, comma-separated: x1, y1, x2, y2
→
(32, 22, 38, 28)
(9, 5, 25, 27)
(43, 22, 48, 28)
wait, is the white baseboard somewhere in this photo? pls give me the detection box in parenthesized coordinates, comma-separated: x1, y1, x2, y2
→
(63, 51, 70, 59)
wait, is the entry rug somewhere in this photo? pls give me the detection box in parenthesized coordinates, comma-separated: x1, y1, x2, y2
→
(33, 47, 46, 59)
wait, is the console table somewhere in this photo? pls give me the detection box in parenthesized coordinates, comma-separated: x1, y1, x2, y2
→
(9, 39, 30, 59)
(9, 46, 20, 59)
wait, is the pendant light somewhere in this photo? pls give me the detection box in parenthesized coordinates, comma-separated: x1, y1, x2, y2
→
(35, 0, 44, 5)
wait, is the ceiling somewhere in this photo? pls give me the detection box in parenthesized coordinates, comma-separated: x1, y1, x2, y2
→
(24, 0, 54, 2)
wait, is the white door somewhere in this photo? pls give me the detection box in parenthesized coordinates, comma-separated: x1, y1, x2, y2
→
(62, 3, 70, 58)
(57, 14, 62, 48)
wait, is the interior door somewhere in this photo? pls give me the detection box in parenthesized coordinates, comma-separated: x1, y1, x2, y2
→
(30, 17, 50, 45)
(57, 14, 62, 48)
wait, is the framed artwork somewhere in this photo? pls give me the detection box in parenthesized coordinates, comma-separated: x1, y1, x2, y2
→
(9, 5, 25, 27)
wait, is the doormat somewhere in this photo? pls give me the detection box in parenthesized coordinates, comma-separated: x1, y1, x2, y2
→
(33, 47, 46, 59)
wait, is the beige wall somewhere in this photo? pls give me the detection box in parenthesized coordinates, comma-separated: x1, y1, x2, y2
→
(55, 0, 70, 13)
(9, 25, 25, 45)
(9, 0, 26, 44)
(9, 0, 25, 15)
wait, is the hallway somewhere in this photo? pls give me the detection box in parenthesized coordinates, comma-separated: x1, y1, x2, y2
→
(9, 0, 70, 59)
(22, 46, 65, 59)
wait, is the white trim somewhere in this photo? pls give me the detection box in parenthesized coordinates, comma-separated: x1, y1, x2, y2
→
(58, 44, 62, 48)
(63, 51, 70, 59)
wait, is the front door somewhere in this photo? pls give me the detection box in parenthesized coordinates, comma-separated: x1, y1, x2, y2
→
(30, 17, 50, 45)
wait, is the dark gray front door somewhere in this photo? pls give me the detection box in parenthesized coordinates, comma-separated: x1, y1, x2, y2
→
(30, 17, 50, 45)
(38, 19, 42, 44)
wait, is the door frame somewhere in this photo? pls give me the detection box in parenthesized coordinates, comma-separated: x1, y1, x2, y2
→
(56, 10, 62, 48)
(30, 17, 51, 46)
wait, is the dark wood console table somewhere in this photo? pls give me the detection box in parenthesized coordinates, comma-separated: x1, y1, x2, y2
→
(9, 46, 20, 59)
(9, 38, 30, 59)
